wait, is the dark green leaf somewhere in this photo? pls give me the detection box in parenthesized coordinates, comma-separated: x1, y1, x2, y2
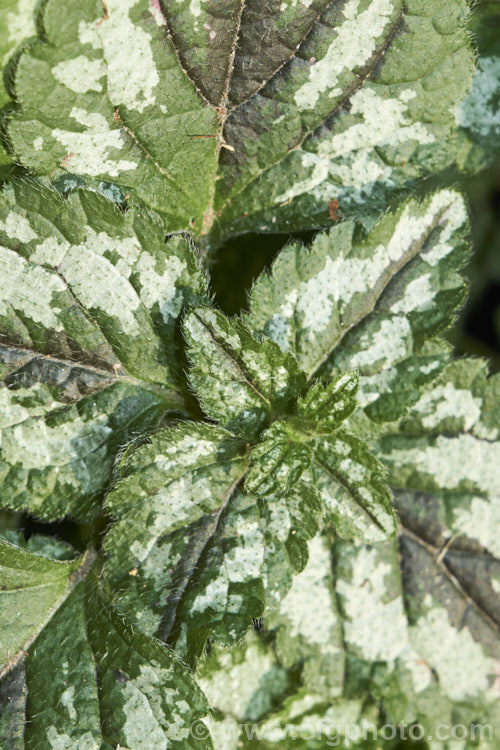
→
(0, 545, 212, 749)
(5, 0, 474, 246)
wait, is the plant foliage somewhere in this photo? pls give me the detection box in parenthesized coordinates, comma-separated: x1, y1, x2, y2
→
(0, 1, 499, 748)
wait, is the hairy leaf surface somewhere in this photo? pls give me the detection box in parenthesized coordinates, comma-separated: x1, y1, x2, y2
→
(184, 307, 305, 439)
(0, 539, 80, 677)
(0, 181, 207, 520)
(104, 422, 322, 666)
(0, 549, 211, 749)
(247, 190, 469, 421)
(247, 424, 395, 542)
(6, 0, 474, 246)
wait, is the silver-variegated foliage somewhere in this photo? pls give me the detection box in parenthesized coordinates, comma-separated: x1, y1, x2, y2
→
(0, 541, 212, 749)
(184, 307, 306, 440)
(0, 0, 38, 171)
(199, 526, 500, 749)
(3, 0, 475, 246)
(0, 2, 499, 749)
(457, 0, 500, 171)
(0, 180, 207, 519)
(247, 189, 469, 421)
(103, 420, 325, 666)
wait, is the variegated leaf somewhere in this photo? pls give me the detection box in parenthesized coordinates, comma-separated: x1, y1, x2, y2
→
(310, 430, 395, 541)
(103, 422, 322, 665)
(329, 359, 500, 731)
(0, 180, 207, 520)
(376, 359, 500, 525)
(5, 0, 474, 246)
(247, 190, 469, 422)
(167, 484, 321, 665)
(246, 421, 314, 497)
(184, 307, 306, 440)
(0, 549, 212, 750)
(269, 534, 345, 700)
(246, 405, 395, 541)
(457, 0, 500, 171)
(334, 533, 500, 736)
(197, 629, 297, 750)
(205, 528, 499, 747)
(219, 684, 377, 749)
(297, 369, 359, 431)
(195, 538, 367, 749)
(373, 358, 500, 632)
(104, 422, 247, 587)
(0, 0, 38, 172)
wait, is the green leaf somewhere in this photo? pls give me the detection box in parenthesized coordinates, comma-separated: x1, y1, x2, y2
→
(0, 0, 38, 172)
(0, 539, 80, 678)
(247, 190, 469, 421)
(246, 372, 396, 541)
(184, 307, 305, 440)
(5, 0, 474, 246)
(0, 180, 207, 520)
(0, 530, 76, 560)
(162, 0, 334, 108)
(0, 665, 25, 750)
(297, 369, 359, 430)
(103, 421, 322, 665)
(0, 554, 212, 749)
